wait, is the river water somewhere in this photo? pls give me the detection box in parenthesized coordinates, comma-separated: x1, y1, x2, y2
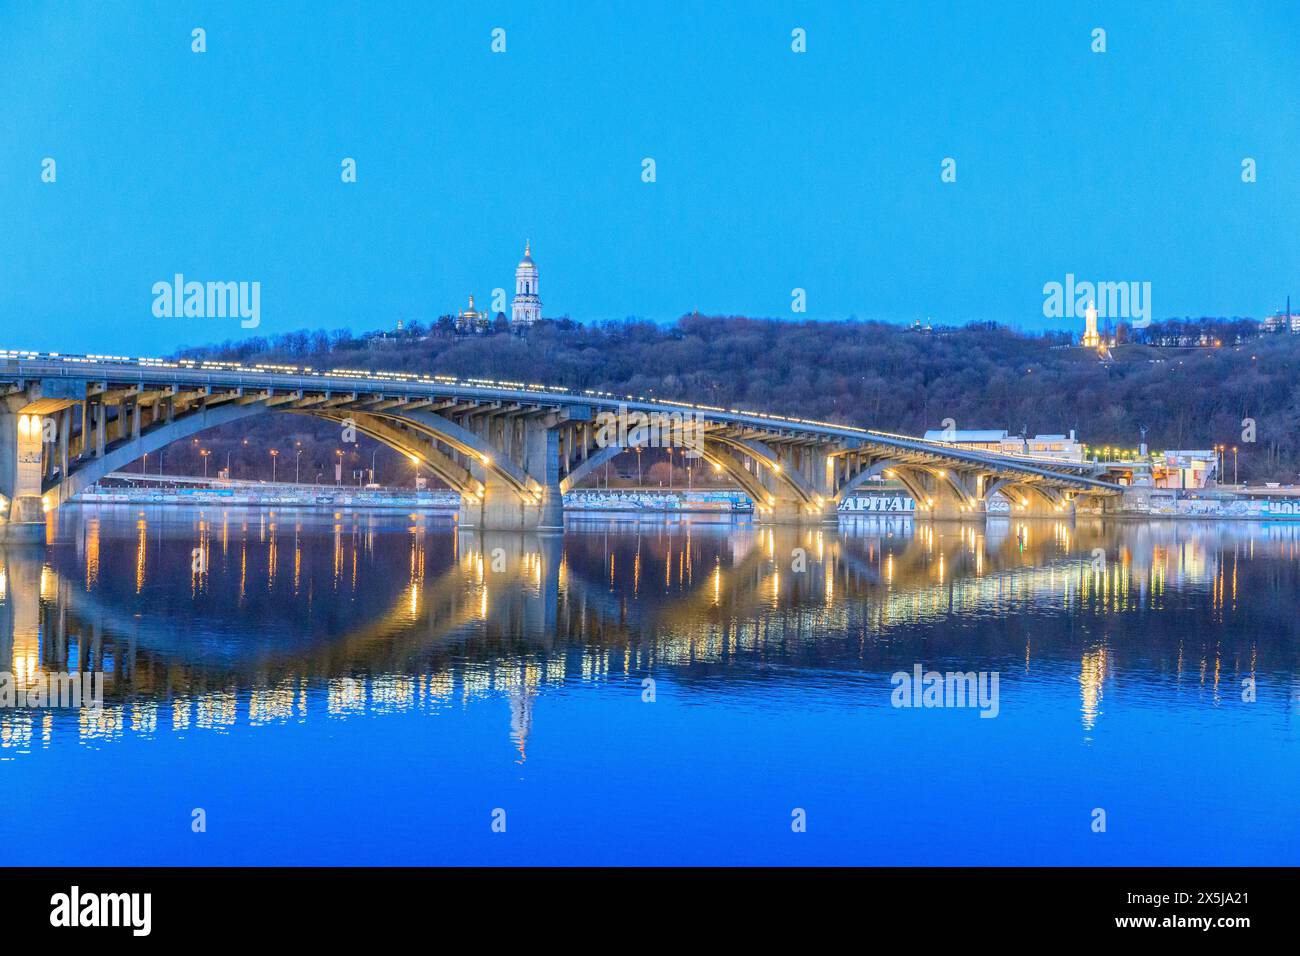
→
(1, 505, 1296, 864)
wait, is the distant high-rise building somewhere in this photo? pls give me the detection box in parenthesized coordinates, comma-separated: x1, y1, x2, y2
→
(511, 240, 541, 327)
(1262, 295, 1299, 333)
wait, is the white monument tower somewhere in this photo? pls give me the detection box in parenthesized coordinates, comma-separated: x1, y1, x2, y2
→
(511, 240, 541, 327)
(1082, 300, 1101, 348)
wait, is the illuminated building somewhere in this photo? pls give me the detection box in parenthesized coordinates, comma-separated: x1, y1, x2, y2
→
(510, 240, 542, 327)
(455, 293, 490, 334)
(1081, 301, 1101, 348)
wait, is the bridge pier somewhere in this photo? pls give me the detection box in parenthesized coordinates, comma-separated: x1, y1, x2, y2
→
(457, 473, 554, 532)
(920, 490, 980, 521)
(981, 480, 1076, 520)
(750, 448, 841, 525)
(457, 421, 564, 532)
(759, 496, 840, 525)
(877, 466, 984, 521)
(0, 398, 47, 542)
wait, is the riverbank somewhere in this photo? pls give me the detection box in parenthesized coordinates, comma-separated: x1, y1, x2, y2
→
(75, 476, 1300, 521)
(78, 478, 756, 514)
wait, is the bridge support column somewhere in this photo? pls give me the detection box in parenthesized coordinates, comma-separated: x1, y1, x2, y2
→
(524, 423, 564, 532)
(901, 468, 982, 521)
(458, 473, 545, 532)
(760, 497, 839, 524)
(755, 449, 840, 525)
(921, 483, 974, 521)
(983, 483, 1075, 519)
(456, 422, 563, 532)
(0, 397, 47, 542)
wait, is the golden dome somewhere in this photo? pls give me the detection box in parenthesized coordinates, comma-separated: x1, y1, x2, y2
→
(517, 239, 536, 270)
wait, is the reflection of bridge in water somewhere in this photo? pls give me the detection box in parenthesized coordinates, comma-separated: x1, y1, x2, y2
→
(1, 510, 1296, 754)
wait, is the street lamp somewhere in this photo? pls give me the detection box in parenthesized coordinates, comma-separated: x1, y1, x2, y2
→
(270, 449, 279, 482)
(634, 446, 642, 486)
(200, 448, 210, 478)
(335, 448, 343, 485)
(1233, 446, 1239, 485)
(296, 446, 303, 484)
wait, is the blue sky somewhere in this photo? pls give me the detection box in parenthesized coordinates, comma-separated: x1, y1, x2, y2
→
(1, 1, 1297, 354)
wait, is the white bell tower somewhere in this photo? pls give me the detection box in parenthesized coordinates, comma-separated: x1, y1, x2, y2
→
(511, 240, 541, 327)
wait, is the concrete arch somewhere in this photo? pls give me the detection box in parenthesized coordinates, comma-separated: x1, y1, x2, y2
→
(699, 441, 771, 507)
(983, 478, 1019, 508)
(302, 410, 480, 497)
(916, 465, 980, 509)
(41, 401, 548, 516)
(890, 467, 935, 512)
(985, 479, 1065, 513)
(709, 435, 816, 504)
(366, 409, 540, 498)
(1020, 484, 1069, 510)
(560, 442, 622, 493)
(558, 437, 773, 509)
(45, 401, 270, 506)
(835, 458, 976, 510)
(834, 458, 900, 501)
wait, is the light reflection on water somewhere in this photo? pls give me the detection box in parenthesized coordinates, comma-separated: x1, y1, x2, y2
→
(0, 505, 1297, 864)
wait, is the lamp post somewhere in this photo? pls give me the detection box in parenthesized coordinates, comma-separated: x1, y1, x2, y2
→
(296, 444, 303, 484)
(1233, 446, 1239, 485)
(335, 449, 343, 485)
(270, 449, 279, 483)
(667, 447, 674, 491)
(635, 446, 642, 486)
(371, 448, 378, 486)
(200, 449, 210, 478)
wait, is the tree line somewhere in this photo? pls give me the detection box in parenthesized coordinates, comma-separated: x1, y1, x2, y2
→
(167, 314, 1300, 484)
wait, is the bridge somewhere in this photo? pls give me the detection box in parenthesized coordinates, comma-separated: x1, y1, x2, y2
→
(0, 350, 1123, 539)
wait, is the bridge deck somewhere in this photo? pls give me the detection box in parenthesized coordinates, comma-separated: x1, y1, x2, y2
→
(1, 350, 1122, 495)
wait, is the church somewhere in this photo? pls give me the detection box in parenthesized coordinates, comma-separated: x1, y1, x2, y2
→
(453, 241, 542, 333)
